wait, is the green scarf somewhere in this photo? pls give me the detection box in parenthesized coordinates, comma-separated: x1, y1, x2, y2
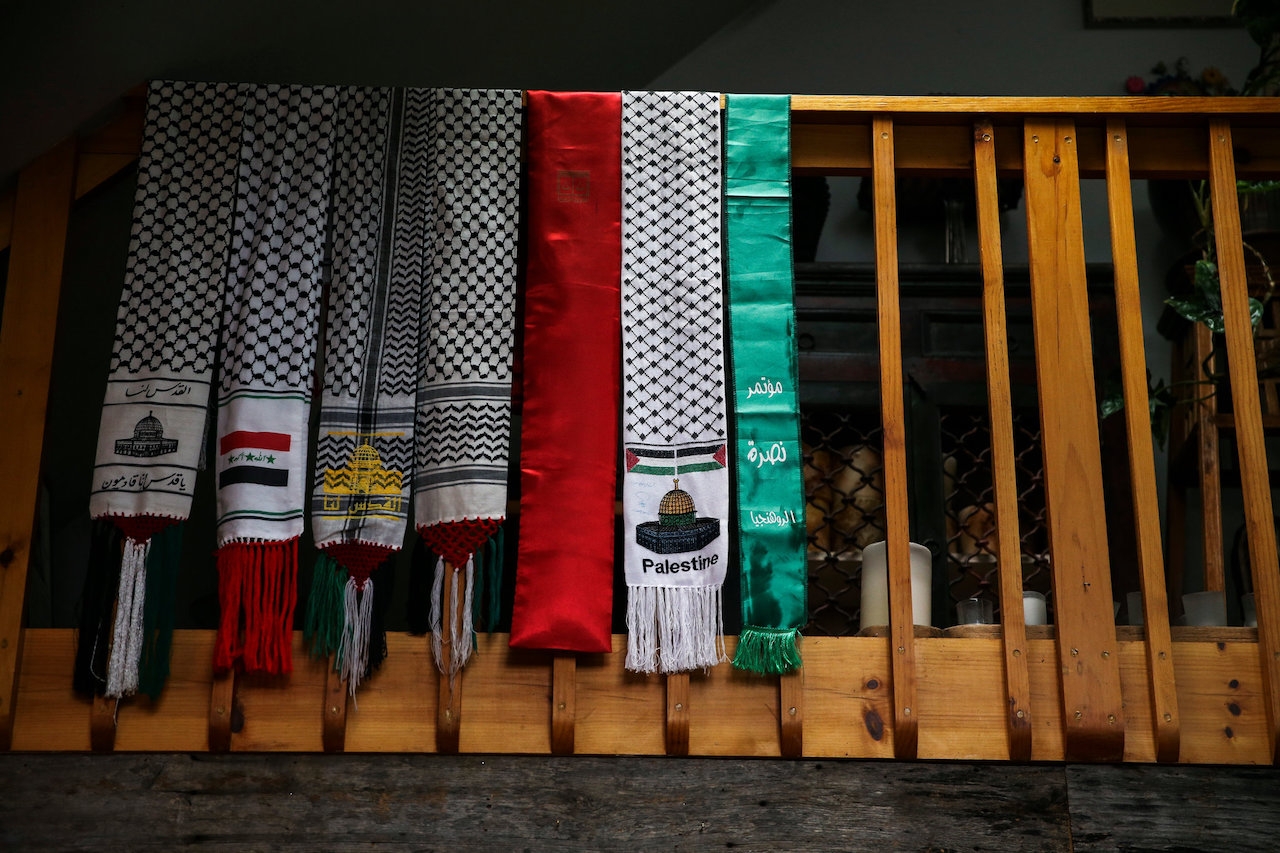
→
(725, 95, 807, 674)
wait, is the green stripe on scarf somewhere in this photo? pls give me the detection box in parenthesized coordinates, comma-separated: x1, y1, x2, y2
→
(725, 95, 807, 675)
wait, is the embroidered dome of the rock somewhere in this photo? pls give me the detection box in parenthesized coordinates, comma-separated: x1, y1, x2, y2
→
(658, 484, 697, 527)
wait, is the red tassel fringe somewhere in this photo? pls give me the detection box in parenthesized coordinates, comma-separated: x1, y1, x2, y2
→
(324, 542, 393, 589)
(214, 538, 298, 675)
(418, 517, 502, 566)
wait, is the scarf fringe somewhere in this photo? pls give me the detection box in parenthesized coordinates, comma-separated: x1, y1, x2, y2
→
(430, 554, 477, 676)
(304, 552, 347, 659)
(337, 576, 374, 696)
(625, 584, 726, 675)
(214, 539, 298, 675)
(74, 520, 124, 697)
(138, 523, 182, 699)
(733, 626, 803, 675)
(105, 537, 149, 698)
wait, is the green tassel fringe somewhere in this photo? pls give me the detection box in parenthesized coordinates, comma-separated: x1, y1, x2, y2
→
(138, 523, 183, 700)
(304, 552, 347, 660)
(732, 626, 802, 675)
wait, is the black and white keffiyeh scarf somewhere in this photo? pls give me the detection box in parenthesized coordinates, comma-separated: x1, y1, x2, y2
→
(413, 88, 522, 676)
(212, 84, 337, 677)
(82, 81, 243, 699)
(304, 87, 427, 693)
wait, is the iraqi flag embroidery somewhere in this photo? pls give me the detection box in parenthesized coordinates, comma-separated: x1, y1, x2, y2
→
(218, 430, 292, 488)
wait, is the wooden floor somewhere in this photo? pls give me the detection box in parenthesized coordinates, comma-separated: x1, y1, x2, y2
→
(1, 754, 1278, 851)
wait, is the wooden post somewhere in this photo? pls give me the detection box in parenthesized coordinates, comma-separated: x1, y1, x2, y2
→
(665, 672, 690, 756)
(90, 696, 118, 753)
(1023, 118, 1124, 762)
(1104, 119, 1180, 763)
(208, 671, 236, 752)
(779, 670, 803, 757)
(436, 561, 463, 754)
(0, 138, 78, 751)
(551, 654, 575, 755)
(1208, 119, 1280, 764)
(972, 118, 1033, 762)
(871, 114, 918, 760)
(322, 660, 348, 753)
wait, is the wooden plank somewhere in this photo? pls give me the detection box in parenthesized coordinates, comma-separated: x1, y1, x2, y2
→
(973, 117, 1034, 762)
(551, 654, 576, 755)
(436, 561, 462, 754)
(342, 633, 436, 753)
(1104, 118, 1180, 763)
(0, 138, 77, 751)
(778, 670, 803, 757)
(575, 635, 663, 756)
(1023, 118, 1125, 762)
(0, 754, 1076, 851)
(229, 633, 329, 752)
(1209, 118, 1280, 764)
(665, 672, 689, 756)
(5, 629, 1278, 761)
(871, 114, 919, 760)
(458, 635, 551, 754)
(798, 636, 894, 759)
(1068, 764, 1280, 852)
(790, 94, 1280, 119)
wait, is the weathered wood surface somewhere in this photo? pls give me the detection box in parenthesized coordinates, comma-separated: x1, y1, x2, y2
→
(0, 754, 1074, 851)
(1066, 765, 1280, 853)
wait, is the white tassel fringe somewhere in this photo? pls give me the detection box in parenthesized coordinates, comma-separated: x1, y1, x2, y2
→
(430, 554, 476, 677)
(625, 584, 725, 674)
(338, 576, 374, 696)
(105, 537, 149, 698)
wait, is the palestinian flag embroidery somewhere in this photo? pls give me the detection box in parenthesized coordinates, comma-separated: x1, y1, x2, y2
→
(413, 88, 522, 675)
(213, 84, 337, 676)
(84, 81, 244, 698)
(620, 90, 729, 674)
(305, 87, 425, 694)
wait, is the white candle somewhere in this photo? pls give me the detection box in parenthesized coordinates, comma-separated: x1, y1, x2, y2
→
(860, 540, 932, 629)
(1023, 590, 1048, 626)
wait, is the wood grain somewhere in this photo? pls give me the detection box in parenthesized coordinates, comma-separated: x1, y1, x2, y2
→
(973, 117, 1034, 762)
(1104, 118, 1181, 763)
(0, 138, 77, 751)
(665, 672, 690, 756)
(0, 754, 1077, 851)
(1023, 118, 1125, 761)
(1209, 118, 1280, 764)
(871, 114, 919, 761)
(779, 670, 803, 757)
(436, 561, 463, 754)
(551, 654, 576, 755)
(321, 658, 347, 753)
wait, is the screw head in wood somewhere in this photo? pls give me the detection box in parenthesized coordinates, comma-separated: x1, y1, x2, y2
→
(674, 703, 683, 712)
(1164, 713, 1173, 722)
(1071, 648, 1079, 656)
(1016, 710, 1025, 719)
(789, 707, 797, 716)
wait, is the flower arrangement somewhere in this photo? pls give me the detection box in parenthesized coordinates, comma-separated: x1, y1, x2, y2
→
(1125, 58, 1235, 96)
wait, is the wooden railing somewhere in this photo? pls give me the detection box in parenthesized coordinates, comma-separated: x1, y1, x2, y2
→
(2, 93, 1279, 762)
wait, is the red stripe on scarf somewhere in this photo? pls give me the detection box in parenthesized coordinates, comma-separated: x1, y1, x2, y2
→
(509, 91, 621, 654)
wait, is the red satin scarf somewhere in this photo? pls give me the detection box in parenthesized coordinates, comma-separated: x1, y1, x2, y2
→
(509, 91, 621, 653)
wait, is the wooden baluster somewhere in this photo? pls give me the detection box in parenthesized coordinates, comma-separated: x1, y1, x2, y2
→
(1105, 119, 1180, 762)
(779, 671, 803, 757)
(1208, 119, 1280, 763)
(1023, 118, 1124, 762)
(322, 659, 348, 753)
(871, 114, 918, 760)
(90, 696, 118, 752)
(0, 138, 77, 751)
(436, 561, 463, 754)
(551, 654, 575, 755)
(1192, 321, 1224, 598)
(665, 672, 690, 756)
(208, 670, 236, 752)
(972, 118, 1033, 761)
